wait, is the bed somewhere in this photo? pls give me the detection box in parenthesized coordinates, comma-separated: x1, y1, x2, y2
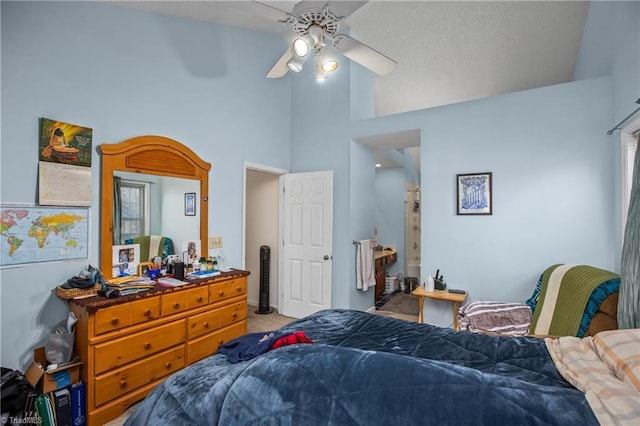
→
(125, 309, 639, 425)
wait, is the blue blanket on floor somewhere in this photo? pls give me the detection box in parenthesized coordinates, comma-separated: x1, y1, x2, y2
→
(125, 309, 597, 425)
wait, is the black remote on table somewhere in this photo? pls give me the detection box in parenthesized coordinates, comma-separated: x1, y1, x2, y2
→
(448, 289, 465, 294)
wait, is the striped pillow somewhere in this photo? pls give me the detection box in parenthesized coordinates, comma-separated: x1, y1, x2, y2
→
(458, 301, 532, 336)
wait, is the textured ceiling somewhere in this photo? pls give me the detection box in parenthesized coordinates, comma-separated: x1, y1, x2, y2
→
(104, 1, 590, 167)
(349, 1, 588, 116)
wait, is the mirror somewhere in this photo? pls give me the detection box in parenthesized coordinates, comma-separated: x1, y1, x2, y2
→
(100, 135, 210, 279)
(113, 171, 200, 244)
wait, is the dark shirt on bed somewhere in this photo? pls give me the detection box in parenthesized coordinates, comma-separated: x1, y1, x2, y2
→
(218, 331, 313, 363)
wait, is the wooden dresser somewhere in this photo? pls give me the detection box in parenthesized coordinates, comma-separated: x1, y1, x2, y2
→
(69, 270, 249, 426)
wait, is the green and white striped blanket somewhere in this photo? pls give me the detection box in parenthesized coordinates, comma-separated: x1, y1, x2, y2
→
(529, 264, 620, 336)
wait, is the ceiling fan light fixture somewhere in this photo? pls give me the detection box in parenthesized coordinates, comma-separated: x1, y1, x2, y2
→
(321, 59, 338, 73)
(287, 55, 304, 73)
(292, 38, 309, 57)
(315, 47, 338, 73)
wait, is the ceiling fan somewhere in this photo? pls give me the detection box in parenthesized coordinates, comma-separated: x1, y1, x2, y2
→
(240, 1, 397, 80)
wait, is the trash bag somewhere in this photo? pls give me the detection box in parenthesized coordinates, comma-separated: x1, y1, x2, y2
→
(1, 368, 35, 416)
(45, 332, 74, 364)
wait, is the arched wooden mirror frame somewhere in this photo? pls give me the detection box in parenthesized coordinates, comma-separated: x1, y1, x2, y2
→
(99, 135, 211, 279)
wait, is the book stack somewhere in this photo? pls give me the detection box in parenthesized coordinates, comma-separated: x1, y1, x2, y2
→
(107, 276, 155, 295)
(156, 277, 188, 287)
(33, 382, 85, 426)
(187, 269, 221, 280)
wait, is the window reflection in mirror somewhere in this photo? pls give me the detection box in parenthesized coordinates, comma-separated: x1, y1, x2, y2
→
(114, 171, 200, 261)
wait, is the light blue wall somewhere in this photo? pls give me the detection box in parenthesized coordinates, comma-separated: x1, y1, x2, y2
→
(286, 49, 355, 310)
(574, 0, 640, 263)
(375, 167, 406, 277)
(352, 76, 617, 326)
(574, 0, 640, 117)
(0, 1, 292, 369)
(349, 61, 375, 120)
(349, 141, 377, 310)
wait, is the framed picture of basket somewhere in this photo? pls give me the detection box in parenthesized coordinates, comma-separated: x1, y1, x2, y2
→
(456, 172, 492, 215)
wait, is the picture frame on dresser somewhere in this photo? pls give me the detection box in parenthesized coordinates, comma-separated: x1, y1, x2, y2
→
(138, 262, 153, 277)
(456, 172, 492, 215)
(111, 244, 140, 277)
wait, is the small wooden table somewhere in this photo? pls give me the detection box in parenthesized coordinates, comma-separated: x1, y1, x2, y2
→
(411, 287, 468, 330)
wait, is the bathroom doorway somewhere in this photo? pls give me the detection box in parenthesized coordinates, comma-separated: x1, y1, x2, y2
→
(405, 183, 421, 280)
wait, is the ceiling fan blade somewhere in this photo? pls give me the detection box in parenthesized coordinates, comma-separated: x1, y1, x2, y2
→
(235, 1, 296, 23)
(332, 34, 397, 76)
(292, 1, 368, 19)
(267, 47, 293, 78)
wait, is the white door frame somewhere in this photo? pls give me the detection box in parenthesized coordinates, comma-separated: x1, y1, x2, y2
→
(242, 161, 289, 309)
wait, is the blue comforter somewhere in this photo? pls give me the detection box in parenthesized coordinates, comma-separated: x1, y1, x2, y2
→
(125, 309, 597, 425)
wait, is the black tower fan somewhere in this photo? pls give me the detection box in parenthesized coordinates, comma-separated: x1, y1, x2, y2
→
(256, 245, 274, 314)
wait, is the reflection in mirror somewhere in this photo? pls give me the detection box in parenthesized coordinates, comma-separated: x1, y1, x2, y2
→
(113, 171, 200, 261)
(100, 135, 210, 279)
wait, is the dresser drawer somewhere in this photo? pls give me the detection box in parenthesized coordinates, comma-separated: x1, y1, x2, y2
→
(186, 286, 209, 309)
(95, 303, 131, 335)
(94, 346, 185, 406)
(94, 320, 186, 374)
(187, 321, 245, 364)
(130, 297, 160, 325)
(161, 291, 189, 317)
(219, 301, 247, 328)
(94, 357, 147, 406)
(209, 278, 247, 303)
(146, 346, 185, 383)
(94, 297, 161, 336)
(226, 278, 247, 298)
(187, 309, 220, 339)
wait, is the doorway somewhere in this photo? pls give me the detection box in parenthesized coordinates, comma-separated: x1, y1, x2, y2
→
(405, 183, 421, 279)
(244, 163, 286, 311)
(243, 164, 334, 318)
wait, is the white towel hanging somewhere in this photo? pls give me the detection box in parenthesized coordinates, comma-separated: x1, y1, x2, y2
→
(356, 239, 375, 291)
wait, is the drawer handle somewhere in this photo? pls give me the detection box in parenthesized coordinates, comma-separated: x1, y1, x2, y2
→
(120, 379, 127, 389)
(197, 297, 204, 302)
(218, 291, 224, 296)
(218, 339, 224, 345)
(144, 342, 151, 350)
(111, 318, 119, 325)
(232, 312, 238, 318)
(165, 362, 172, 369)
(204, 322, 209, 328)
(144, 310, 152, 317)
(173, 303, 180, 309)
(236, 286, 242, 292)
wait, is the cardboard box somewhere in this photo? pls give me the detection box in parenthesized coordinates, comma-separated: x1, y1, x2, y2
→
(25, 347, 82, 393)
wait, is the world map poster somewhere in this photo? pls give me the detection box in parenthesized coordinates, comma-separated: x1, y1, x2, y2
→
(0, 205, 89, 267)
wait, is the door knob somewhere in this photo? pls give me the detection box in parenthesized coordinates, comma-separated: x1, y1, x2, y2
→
(323, 255, 332, 260)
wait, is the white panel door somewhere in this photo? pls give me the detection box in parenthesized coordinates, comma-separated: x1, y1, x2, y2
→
(281, 171, 333, 318)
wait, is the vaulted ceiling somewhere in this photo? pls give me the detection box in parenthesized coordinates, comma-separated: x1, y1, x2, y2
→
(105, 1, 590, 167)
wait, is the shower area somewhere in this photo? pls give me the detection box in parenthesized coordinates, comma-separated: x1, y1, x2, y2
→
(405, 183, 421, 279)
